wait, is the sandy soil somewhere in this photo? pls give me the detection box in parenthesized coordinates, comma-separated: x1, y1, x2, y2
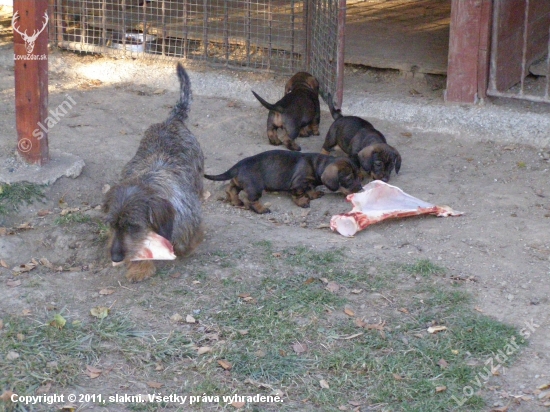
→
(0, 48, 549, 411)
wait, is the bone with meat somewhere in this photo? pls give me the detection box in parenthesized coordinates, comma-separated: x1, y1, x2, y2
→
(330, 181, 463, 237)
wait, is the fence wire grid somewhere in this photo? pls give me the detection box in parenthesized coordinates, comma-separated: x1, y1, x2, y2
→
(49, 0, 343, 102)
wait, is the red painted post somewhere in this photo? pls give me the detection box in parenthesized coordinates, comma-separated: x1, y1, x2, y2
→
(13, 0, 49, 165)
(445, 0, 492, 103)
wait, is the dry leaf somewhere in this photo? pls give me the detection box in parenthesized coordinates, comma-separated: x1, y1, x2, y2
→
(90, 306, 109, 319)
(304, 277, 315, 285)
(393, 374, 403, 381)
(99, 288, 115, 295)
(197, 346, 212, 355)
(401, 132, 412, 137)
(231, 401, 246, 409)
(60, 207, 80, 216)
(12, 262, 36, 273)
(6, 279, 21, 287)
(16, 333, 24, 341)
(0, 259, 7, 268)
(398, 308, 409, 314)
(50, 314, 66, 329)
(490, 405, 509, 412)
(325, 281, 340, 293)
(435, 386, 447, 392)
(271, 252, 282, 258)
(344, 308, 355, 317)
(170, 313, 183, 323)
(238, 329, 248, 335)
(6, 351, 19, 360)
(0, 319, 3, 330)
(319, 379, 330, 389)
(437, 359, 449, 369)
(238, 293, 250, 298)
(86, 365, 102, 379)
(155, 362, 164, 371)
(348, 400, 362, 406)
(21, 309, 31, 316)
(242, 296, 255, 303)
(354, 318, 366, 328)
(59, 404, 76, 412)
(338, 406, 348, 411)
(186, 314, 196, 323)
(543, 401, 550, 407)
(427, 325, 447, 334)
(350, 288, 363, 294)
(147, 381, 163, 389)
(101, 184, 111, 194)
(292, 342, 308, 354)
(16, 222, 33, 230)
(217, 359, 232, 370)
(537, 383, 550, 390)
(37, 209, 52, 217)
(0, 390, 14, 402)
(35, 382, 51, 395)
(39, 258, 54, 269)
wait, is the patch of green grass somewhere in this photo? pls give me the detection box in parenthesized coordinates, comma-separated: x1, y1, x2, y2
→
(404, 258, 445, 276)
(0, 182, 45, 215)
(0, 314, 194, 399)
(198, 248, 527, 411)
(54, 212, 91, 225)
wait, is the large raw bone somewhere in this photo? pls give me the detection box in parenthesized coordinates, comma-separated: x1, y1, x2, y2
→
(330, 181, 463, 237)
(112, 232, 176, 266)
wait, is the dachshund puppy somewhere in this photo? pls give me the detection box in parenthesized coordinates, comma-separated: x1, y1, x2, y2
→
(321, 95, 401, 182)
(204, 150, 362, 214)
(252, 73, 321, 151)
(284, 71, 320, 94)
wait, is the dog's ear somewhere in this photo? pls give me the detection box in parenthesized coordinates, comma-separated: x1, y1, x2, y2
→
(148, 197, 175, 241)
(393, 149, 402, 174)
(357, 145, 378, 173)
(321, 163, 340, 191)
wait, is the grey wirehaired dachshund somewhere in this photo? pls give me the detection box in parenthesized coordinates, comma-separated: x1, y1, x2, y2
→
(103, 63, 204, 282)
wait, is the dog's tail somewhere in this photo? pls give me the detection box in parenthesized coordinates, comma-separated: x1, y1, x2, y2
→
(204, 169, 236, 181)
(169, 62, 192, 122)
(252, 91, 283, 113)
(327, 94, 342, 120)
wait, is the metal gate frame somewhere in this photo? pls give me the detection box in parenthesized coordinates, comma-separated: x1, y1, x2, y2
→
(48, 0, 346, 106)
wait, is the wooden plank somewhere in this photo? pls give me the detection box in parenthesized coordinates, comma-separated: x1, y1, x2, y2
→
(477, 0, 492, 99)
(13, 0, 49, 165)
(446, 0, 485, 103)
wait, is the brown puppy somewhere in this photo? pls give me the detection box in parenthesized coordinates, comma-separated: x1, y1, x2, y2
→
(252, 75, 320, 151)
(284, 71, 320, 94)
(321, 95, 401, 182)
(204, 150, 362, 214)
(103, 63, 204, 282)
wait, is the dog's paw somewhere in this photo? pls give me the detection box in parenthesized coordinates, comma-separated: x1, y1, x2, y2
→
(125, 261, 156, 282)
(250, 201, 271, 214)
(307, 190, 324, 200)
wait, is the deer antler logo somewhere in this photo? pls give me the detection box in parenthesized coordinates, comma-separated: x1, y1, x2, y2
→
(12, 11, 49, 54)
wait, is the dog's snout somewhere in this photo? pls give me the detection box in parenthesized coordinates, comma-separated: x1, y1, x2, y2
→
(110, 238, 125, 262)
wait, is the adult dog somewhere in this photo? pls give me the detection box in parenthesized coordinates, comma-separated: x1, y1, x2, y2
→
(103, 63, 204, 282)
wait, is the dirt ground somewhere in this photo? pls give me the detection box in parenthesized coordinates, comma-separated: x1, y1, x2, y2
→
(1, 47, 550, 412)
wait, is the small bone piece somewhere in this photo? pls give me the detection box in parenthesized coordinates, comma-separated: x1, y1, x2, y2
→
(132, 232, 176, 261)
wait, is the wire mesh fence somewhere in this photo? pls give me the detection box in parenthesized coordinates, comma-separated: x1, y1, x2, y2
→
(48, 0, 343, 101)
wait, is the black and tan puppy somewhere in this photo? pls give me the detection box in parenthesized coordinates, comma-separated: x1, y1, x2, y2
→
(252, 74, 321, 151)
(103, 63, 204, 282)
(204, 150, 362, 214)
(321, 95, 401, 182)
(284, 71, 320, 94)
